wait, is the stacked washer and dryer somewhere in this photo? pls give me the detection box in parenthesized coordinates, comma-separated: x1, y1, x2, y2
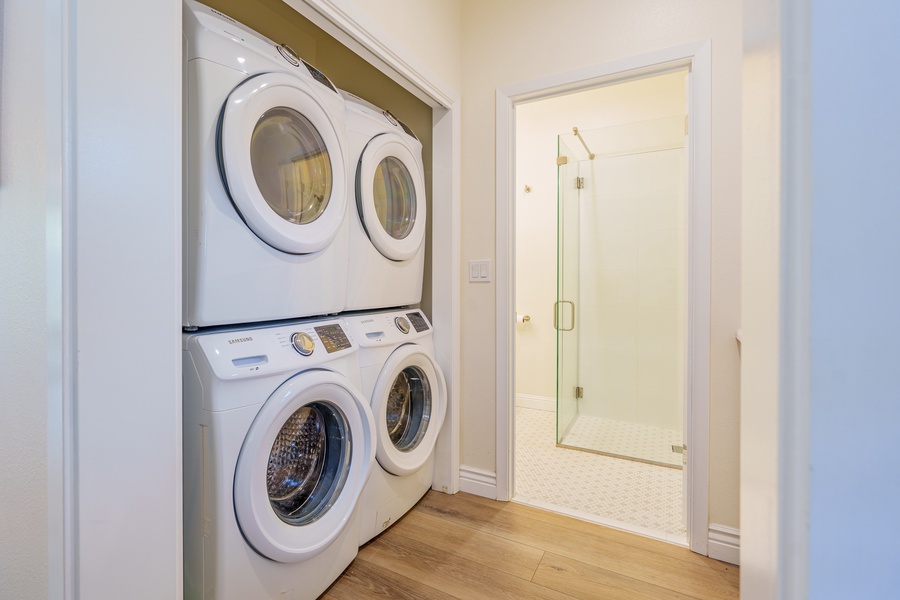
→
(180, 2, 446, 599)
(339, 90, 447, 544)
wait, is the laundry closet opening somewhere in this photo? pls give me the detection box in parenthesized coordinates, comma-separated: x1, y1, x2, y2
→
(512, 69, 690, 543)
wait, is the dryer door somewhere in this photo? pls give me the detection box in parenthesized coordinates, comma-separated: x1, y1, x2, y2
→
(371, 344, 447, 476)
(233, 369, 374, 563)
(356, 132, 426, 261)
(219, 72, 347, 255)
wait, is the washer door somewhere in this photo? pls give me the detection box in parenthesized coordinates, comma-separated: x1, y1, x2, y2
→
(219, 72, 347, 255)
(233, 369, 374, 563)
(371, 344, 447, 476)
(356, 133, 426, 262)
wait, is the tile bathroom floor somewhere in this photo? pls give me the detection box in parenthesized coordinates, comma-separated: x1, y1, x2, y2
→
(561, 412, 684, 468)
(514, 406, 687, 543)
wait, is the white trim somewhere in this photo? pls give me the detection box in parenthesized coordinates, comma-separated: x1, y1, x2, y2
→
(496, 42, 712, 556)
(282, 0, 453, 109)
(459, 465, 498, 499)
(779, 0, 811, 596)
(515, 394, 555, 412)
(46, 0, 76, 596)
(708, 524, 741, 565)
(283, 0, 462, 495)
(686, 41, 712, 558)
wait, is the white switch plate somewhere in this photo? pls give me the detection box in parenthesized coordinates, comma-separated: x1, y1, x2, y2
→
(468, 259, 492, 282)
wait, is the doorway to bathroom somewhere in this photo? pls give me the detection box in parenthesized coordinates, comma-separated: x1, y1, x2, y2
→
(495, 45, 712, 552)
(516, 71, 688, 541)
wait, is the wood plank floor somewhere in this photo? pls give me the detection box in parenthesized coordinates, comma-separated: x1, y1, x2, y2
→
(323, 491, 739, 599)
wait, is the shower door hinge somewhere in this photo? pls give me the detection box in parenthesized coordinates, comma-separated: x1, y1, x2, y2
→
(575, 177, 585, 190)
(557, 156, 568, 166)
(683, 444, 687, 466)
(574, 386, 584, 399)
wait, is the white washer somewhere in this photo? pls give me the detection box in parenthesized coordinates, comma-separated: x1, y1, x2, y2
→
(183, 317, 375, 599)
(343, 309, 447, 544)
(341, 91, 427, 311)
(183, 0, 350, 328)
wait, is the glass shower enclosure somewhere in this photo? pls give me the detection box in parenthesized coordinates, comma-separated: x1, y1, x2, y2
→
(555, 118, 687, 469)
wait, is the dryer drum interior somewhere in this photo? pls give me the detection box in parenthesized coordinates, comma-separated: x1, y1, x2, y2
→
(250, 106, 333, 226)
(371, 155, 416, 240)
(266, 401, 351, 526)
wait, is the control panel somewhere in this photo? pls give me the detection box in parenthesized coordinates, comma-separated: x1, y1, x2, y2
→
(192, 318, 356, 380)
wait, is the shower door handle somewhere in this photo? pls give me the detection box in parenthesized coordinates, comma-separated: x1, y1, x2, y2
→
(553, 300, 575, 331)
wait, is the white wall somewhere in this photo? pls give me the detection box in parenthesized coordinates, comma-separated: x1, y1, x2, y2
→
(806, 2, 900, 596)
(0, 1, 50, 595)
(462, 0, 742, 530)
(2, 0, 183, 597)
(578, 144, 685, 429)
(72, 2, 183, 597)
(742, 1, 900, 596)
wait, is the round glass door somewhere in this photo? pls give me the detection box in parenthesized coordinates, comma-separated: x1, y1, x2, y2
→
(356, 133, 426, 261)
(219, 72, 347, 255)
(251, 107, 333, 227)
(266, 401, 349, 526)
(385, 365, 431, 453)
(372, 156, 416, 241)
(233, 370, 375, 563)
(371, 345, 446, 476)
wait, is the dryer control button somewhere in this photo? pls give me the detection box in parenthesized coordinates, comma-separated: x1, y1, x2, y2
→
(394, 316, 411, 334)
(290, 332, 315, 356)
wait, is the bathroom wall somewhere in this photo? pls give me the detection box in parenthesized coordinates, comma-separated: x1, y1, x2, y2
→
(515, 73, 686, 431)
(577, 141, 686, 430)
(464, 0, 742, 530)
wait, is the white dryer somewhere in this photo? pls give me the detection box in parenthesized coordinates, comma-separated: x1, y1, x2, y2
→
(341, 91, 427, 311)
(343, 309, 447, 544)
(183, 0, 350, 328)
(183, 317, 375, 600)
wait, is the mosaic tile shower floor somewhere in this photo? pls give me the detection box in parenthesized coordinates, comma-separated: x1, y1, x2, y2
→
(513, 407, 687, 542)
(561, 413, 683, 468)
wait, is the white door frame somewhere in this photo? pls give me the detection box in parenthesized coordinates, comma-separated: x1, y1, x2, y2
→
(495, 41, 711, 555)
(283, 0, 462, 494)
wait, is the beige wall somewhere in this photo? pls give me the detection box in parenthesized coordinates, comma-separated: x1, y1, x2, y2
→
(324, 0, 462, 91)
(461, 0, 742, 528)
(740, 0, 781, 591)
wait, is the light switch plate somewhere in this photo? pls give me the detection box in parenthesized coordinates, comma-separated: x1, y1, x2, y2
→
(468, 259, 492, 283)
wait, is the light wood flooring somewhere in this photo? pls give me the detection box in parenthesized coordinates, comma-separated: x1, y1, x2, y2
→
(323, 491, 739, 599)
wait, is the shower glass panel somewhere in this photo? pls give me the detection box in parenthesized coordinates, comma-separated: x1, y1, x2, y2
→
(556, 137, 580, 444)
(555, 117, 687, 469)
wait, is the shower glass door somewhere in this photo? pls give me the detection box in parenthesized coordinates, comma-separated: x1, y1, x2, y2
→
(555, 137, 580, 444)
(555, 118, 687, 469)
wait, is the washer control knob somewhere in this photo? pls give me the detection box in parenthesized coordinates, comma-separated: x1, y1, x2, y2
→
(291, 332, 315, 356)
(276, 43, 300, 67)
(394, 316, 411, 334)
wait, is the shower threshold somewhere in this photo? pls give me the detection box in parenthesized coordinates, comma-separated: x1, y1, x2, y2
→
(558, 414, 683, 469)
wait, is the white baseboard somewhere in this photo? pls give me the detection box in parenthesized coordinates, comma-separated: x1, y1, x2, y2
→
(515, 393, 555, 412)
(458, 465, 498, 498)
(708, 523, 740, 565)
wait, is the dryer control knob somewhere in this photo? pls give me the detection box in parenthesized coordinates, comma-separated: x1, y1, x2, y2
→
(394, 316, 411, 334)
(291, 332, 315, 356)
(276, 43, 301, 67)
